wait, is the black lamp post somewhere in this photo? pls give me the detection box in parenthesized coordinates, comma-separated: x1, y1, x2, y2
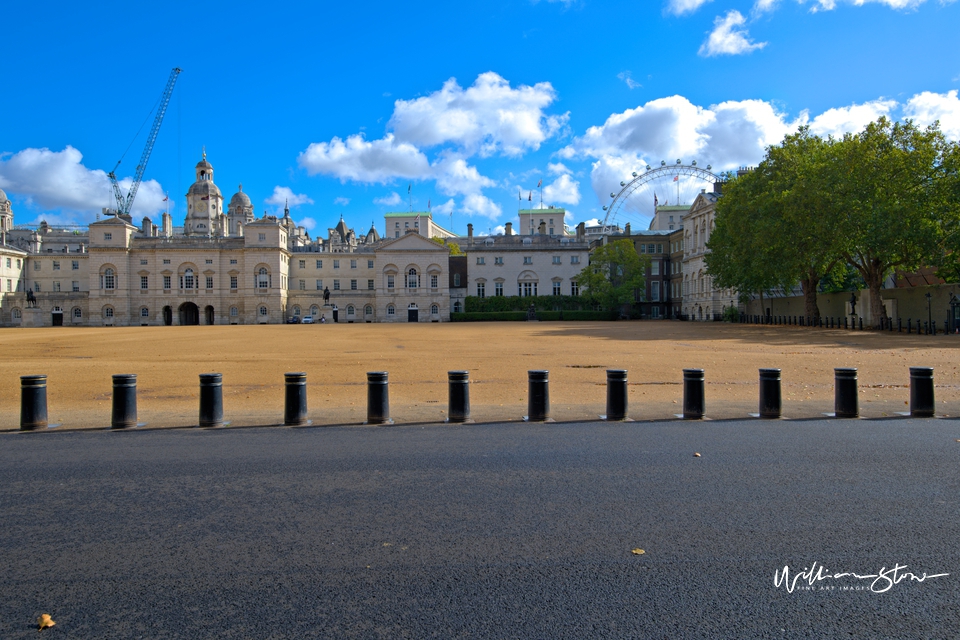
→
(926, 292, 933, 335)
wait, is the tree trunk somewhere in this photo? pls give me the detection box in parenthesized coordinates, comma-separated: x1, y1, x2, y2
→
(864, 259, 886, 329)
(801, 270, 821, 322)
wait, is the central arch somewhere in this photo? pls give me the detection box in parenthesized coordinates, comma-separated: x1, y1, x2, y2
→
(179, 302, 199, 326)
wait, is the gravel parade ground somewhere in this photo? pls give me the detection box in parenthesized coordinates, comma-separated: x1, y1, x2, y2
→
(1, 321, 959, 430)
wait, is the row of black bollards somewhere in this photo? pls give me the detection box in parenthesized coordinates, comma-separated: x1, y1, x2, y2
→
(17, 366, 942, 430)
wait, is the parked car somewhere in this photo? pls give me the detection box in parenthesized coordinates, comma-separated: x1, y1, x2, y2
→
(286, 316, 301, 324)
(301, 316, 315, 324)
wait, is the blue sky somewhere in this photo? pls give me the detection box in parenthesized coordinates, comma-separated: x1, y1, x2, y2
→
(1, 0, 958, 236)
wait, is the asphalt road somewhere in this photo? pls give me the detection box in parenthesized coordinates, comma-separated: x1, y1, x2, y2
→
(1, 419, 959, 639)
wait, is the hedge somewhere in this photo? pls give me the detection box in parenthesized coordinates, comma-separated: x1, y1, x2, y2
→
(451, 310, 618, 322)
(464, 295, 587, 313)
(451, 312, 528, 322)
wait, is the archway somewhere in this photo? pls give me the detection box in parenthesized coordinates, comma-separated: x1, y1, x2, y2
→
(163, 306, 173, 326)
(179, 302, 199, 326)
(205, 305, 215, 325)
(407, 304, 419, 323)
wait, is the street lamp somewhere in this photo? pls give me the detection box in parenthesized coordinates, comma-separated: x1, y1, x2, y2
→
(926, 292, 933, 335)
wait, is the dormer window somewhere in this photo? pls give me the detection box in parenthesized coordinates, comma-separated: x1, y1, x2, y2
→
(104, 233, 112, 241)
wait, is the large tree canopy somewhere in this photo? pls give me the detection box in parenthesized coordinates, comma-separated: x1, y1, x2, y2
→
(575, 238, 649, 311)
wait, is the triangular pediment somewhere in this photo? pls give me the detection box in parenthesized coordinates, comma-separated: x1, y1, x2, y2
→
(379, 232, 447, 252)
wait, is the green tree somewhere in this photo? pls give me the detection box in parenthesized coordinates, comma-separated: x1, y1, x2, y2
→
(832, 118, 957, 326)
(431, 236, 465, 255)
(575, 239, 649, 311)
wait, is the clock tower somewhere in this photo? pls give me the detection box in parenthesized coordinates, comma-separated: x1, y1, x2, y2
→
(184, 150, 224, 236)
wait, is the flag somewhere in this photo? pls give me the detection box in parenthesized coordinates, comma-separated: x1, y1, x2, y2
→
(673, 176, 679, 182)
(408, 184, 411, 194)
(428, 199, 431, 209)
(518, 189, 521, 201)
(162, 195, 168, 202)
(528, 191, 532, 202)
(654, 193, 658, 208)
(537, 179, 542, 188)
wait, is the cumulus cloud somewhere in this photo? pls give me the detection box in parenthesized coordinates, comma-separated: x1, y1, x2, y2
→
(333, 196, 350, 206)
(617, 71, 641, 90)
(699, 11, 767, 57)
(298, 217, 317, 231)
(374, 191, 403, 206)
(0, 145, 167, 221)
(389, 72, 567, 157)
(297, 133, 431, 183)
(433, 157, 496, 197)
(806, 0, 932, 10)
(460, 193, 502, 219)
(547, 162, 570, 175)
(752, 0, 779, 12)
(808, 99, 898, 137)
(666, 0, 713, 15)
(266, 186, 314, 210)
(432, 198, 456, 216)
(904, 90, 960, 140)
(543, 173, 581, 206)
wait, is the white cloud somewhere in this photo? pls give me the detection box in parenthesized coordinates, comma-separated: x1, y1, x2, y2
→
(752, 0, 779, 12)
(333, 196, 350, 206)
(298, 217, 317, 231)
(699, 11, 767, 57)
(297, 133, 431, 184)
(432, 198, 456, 216)
(808, 99, 898, 137)
(543, 173, 581, 206)
(0, 145, 167, 221)
(617, 71, 641, 90)
(374, 191, 403, 206)
(460, 193, 502, 219)
(433, 157, 496, 196)
(265, 186, 314, 210)
(492, 224, 506, 235)
(666, 0, 713, 15)
(806, 0, 932, 10)
(547, 162, 570, 175)
(389, 72, 568, 157)
(904, 90, 960, 140)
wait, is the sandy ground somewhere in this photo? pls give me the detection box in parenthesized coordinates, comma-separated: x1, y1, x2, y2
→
(1, 321, 958, 430)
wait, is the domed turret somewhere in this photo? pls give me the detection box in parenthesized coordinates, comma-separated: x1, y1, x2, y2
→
(184, 150, 224, 236)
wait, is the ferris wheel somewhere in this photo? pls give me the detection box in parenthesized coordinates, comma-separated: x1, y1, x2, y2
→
(601, 160, 723, 232)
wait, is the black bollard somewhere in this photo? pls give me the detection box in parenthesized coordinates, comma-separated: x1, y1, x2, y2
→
(366, 371, 391, 425)
(605, 369, 628, 421)
(199, 373, 224, 428)
(758, 368, 782, 419)
(858, 317, 863, 330)
(909, 367, 935, 417)
(447, 370, 471, 423)
(20, 374, 48, 431)
(932, 321, 937, 335)
(834, 368, 859, 418)
(283, 372, 308, 426)
(844, 317, 849, 330)
(527, 370, 550, 421)
(111, 374, 138, 429)
(683, 368, 705, 419)
(908, 318, 912, 333)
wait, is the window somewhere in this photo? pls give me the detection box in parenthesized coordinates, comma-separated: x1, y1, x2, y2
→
(571, 282, 580, 296)
(431, 304, 439, 315)
(651, 261, 660, 276)
(639, 244, 646, 254)
(648, 244, 655, 254)
(365, 305, 373, 316)
(350, 279, 358, 290)
(230, 276, 238, 290)
(494, 257, 503, 265)
(293, 306, 301, 316)
(350, 260, 357, 269)
(140, 259, 148, 265)
(230, 307, 239, 317)
(571, 256, 580, 264)
(141, 307, 149, 318)
(104, 233, 112, 241)
(367, 279, 374, 290)
(521, 282, 537, 297)
(73, 308, 82, 319)
(311, 306, 320, 316)
(53, 281, 61, 292)
(476, 257, 485, 265)
(453, 301, 462, 313)
(258, 233, 266, 241)
(495, 282, 503, 296)
(72, 281, 79, 292)
(257, 268, 270, 288)
(13, 308, 21, 320)
(5, 280, 10, 292)
(182, 269, 195, 290)
(104, 307, 114, 318)
(34, 262, 40, 271)
(523, 257, 533, 265)
(230, 259, 238, 265)
(368, 260, 374, 269)
(140, 276, 148, 290)
(53, 261, 60, 270)
(407, 268, 418, 289)
(4, 258, 8, 268)
(34, 282, 40, 292)
(651, 281, 661, 302)
(16, 259, 21, 268)
(347, 305, 355, 316)
(259, 306, 268, 316)
(205, 259, 213, 265)
(387, 275, 395, 289)
(454, 274, 461, 287)
(299, 260, 306, 268)
(333, 260, 340, 269)
(651, 306, 661, 318)
(387, 305, 395, 316)
(299, 279, 306, 290)
(477, 282, 485, 298)
(163, 259, 170, 265)
(431, 274, 438, 289)
(102, 268, 115, 290)
(552, 282, 561, 296)
(316, 279, 323, 290)
(333, 279, 340, 290)
(395, 222, 400, 228)
(657, 244, 663, 253)
(316, 259, 323, 269)
(163, 275, 171, 290)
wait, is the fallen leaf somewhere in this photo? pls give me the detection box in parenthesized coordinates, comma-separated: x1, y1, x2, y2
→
(38, 614, 55, 631)
(632, 548, 645, 555)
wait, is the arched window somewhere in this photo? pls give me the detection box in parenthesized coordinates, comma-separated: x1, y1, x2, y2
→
(453, 301, 462, 313)
(364, 305, 373, 316)
(140, 307, 149, 318)
(387, 305, 395, 316)
(431, 304, 439, 315)
(230, 306, 239, 317)
(256, 267, 270, 289)
(259, 306, 268, 316)
(347, 305, 355, 316)
(101, 267, 115, 290)
(72, 307, 82, 319)
(181, 268, 195, 290)
(311, 305, 320, 316)
(292, 306, 301, 316)
(407, 268, 419, 289)
(12, 308, 21, 320)
(103, 306, 114, 318)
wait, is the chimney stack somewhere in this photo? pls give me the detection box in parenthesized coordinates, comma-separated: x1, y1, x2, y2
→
(505, 222, 513, 236)
(538, 221, 546, 235)
(467, 223, 474, 245)
(576, 222, 585, 242)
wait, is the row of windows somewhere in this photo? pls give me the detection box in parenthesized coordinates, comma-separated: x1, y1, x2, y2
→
(29, 281, 82, 293)
(476, 256, 579, 266)
(637, 244, 664, 255)
(475, 281, 580, 297)
(31, 260, 80, 271)
(296, 259, 374, 270)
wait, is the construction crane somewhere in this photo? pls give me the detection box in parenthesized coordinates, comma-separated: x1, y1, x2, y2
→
(107, 67, 181, 217)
